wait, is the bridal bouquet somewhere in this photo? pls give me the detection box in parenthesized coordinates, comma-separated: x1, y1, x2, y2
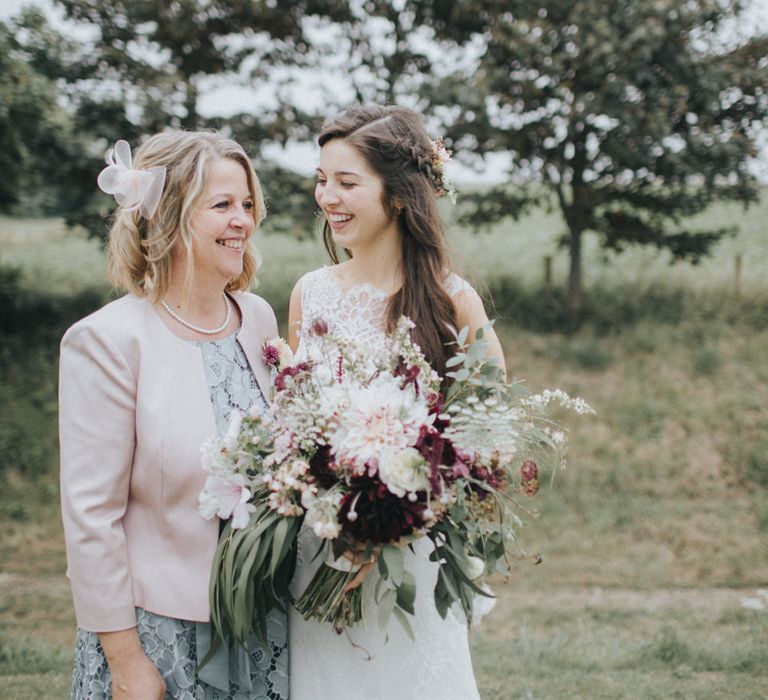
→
(199, 318, 593, 643)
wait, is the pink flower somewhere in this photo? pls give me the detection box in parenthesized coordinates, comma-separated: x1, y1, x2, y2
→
(453, 462, 471, 479)
(262, 343, 281, 368)
(204, 475, 255, 529)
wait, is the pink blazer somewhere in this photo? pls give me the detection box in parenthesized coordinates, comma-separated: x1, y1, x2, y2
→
(58, 292, 277, 632)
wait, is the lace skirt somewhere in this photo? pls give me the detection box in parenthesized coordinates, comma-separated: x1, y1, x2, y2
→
(288, 530, 480, 700)
(70, 607, 288, 700)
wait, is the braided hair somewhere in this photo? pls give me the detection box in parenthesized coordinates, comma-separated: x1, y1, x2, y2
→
(317, 105, 457, 378)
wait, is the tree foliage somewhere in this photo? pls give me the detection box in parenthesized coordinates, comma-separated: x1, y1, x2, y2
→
(424, 0, 768, 324)
(14, 0, 352, 233)
(0, 13, 75, 213)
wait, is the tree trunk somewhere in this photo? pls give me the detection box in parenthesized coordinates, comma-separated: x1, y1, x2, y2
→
(553, 180, 585, 331)
(182, 78, 198, 129)
(566, 225, 583, 331)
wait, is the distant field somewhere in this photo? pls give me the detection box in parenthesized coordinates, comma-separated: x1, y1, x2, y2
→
(1, 196, 767, 699)
(1, 188, 766, 311)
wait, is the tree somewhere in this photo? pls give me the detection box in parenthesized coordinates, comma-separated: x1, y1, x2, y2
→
(0, 14, 74, 213)
(17, 0, 352, 234)
(424, 0, 768, 326)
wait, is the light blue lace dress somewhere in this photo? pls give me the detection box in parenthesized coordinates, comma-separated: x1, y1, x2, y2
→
(70, 334, 289, 700)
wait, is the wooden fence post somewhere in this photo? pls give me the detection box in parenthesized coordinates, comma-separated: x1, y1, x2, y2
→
(544, 256, 553, 288)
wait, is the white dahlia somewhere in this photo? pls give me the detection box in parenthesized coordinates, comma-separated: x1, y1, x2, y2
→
(330, 375, 431, 470)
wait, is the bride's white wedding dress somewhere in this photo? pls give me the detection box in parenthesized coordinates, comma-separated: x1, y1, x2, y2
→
(289, 266, 481, 700)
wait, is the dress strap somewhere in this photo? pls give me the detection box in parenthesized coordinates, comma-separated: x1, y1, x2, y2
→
(444, 273, 473, 298)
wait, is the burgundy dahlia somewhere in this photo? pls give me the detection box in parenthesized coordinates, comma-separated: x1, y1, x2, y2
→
(308, 445, 336, 489)
(338, 479, 427, 545)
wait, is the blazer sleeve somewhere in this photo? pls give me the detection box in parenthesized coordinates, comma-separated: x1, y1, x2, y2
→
(59, 319, 138, 632)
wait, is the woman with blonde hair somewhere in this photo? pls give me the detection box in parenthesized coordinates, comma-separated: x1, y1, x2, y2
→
(59, 131, 287, 699)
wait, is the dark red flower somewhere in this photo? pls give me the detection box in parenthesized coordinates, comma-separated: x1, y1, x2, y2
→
(311, 318, 329, 336)
(338, 478, 427, 545)
(394, 359, 422, 395)
(414, 424, 453, 494)
(309, 445, 337, 489)
(274, 361, 312, 393)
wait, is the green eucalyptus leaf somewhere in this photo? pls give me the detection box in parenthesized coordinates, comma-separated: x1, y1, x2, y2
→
(446, 353, 466, 368)
(381, 545, 405, 587)
(453, 368, 470, 382)
(392, 606, 415, 641)
(377, 588, 397, 633)
(395, 571, 416, 615)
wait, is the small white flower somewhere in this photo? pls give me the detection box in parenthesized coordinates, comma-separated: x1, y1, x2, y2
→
(198, 489, 220, 520)
(378, 447, 430, 498)
(465, 555, 485, 580)
(305, 492, 343, 539)
(274, 338, 294, 367)
(223, 411, 242, 450)
(300, 488, 317, 509)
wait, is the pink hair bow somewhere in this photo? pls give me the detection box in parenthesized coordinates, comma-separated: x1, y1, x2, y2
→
(97, 140, 166, 219)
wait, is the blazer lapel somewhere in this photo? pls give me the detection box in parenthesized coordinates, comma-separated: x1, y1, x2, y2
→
(234, 294, 273, 400)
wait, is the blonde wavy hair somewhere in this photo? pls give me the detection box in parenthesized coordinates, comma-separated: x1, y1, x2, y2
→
(106, 130, 265, 301)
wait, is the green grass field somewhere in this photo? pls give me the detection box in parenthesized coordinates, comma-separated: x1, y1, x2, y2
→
(1, 196, 767, 699)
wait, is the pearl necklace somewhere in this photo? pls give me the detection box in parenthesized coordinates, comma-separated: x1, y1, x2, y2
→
(160, 293, 231, 335)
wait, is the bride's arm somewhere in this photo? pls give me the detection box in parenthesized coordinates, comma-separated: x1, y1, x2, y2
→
(453, 288, 507, 375)
(288, 280, 303, 352)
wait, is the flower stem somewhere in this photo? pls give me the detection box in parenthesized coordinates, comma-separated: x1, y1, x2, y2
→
(294, 563, 364, 632)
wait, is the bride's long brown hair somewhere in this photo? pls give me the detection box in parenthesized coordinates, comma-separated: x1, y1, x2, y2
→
(317, 105, 458, 377)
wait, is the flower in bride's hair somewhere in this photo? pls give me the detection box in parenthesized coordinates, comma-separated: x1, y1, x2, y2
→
(97, 140, 166, 219)
(431, 137, 452, 166)
(430, 137, 458, 204)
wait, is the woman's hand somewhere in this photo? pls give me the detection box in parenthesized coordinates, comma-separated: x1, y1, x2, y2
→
(98, 629, 166, 699)
(343, 547, 378, 592)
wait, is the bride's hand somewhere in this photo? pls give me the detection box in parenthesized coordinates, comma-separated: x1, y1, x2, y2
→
(342, 546, 378, 592)
(344, 555, 377, 592)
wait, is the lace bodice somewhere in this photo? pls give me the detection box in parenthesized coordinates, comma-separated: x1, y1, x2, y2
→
(297, 266, 473, 353)
(289, 266, 480, 700)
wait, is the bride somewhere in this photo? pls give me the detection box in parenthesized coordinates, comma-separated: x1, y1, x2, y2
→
(287, 104, 505, 699)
